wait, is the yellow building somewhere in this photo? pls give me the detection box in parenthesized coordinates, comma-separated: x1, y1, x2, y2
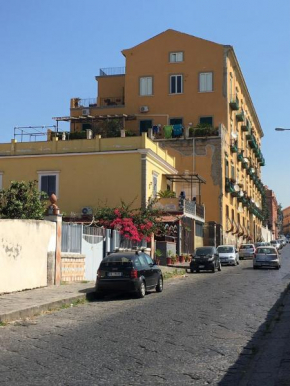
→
(0, 133, 206, 253)
(63, 29, 265, 245)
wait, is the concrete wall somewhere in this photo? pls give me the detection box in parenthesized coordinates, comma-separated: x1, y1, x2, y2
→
(0, 220, 56, 294)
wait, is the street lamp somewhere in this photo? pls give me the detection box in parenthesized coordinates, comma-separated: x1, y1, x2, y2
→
(275, 128, 290, 131)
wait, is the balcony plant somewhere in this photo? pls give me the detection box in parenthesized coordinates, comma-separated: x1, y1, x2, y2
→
(158, 190, 176, 198)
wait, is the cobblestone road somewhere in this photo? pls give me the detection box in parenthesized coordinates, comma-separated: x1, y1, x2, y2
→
(1, 245, 290, 385)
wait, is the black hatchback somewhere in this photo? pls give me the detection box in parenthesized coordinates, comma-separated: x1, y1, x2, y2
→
(95, 250, 163, 298)
(190, 246, 221, 273)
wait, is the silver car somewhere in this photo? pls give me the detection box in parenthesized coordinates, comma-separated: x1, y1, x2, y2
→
(217, 245, 239, 266)
(253, 246, 281, 269)
(239, 244, 255, 260)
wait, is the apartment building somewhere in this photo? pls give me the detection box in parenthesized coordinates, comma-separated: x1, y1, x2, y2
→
(62, 30, 265, 245)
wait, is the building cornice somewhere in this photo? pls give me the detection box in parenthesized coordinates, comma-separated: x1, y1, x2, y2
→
(0, 148, 178, 174)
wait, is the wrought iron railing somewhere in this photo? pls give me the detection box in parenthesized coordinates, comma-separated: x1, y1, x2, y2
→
(100, 96, 125, 107)
(99, 67, 126, 76)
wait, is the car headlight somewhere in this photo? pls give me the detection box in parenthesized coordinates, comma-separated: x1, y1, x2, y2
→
(207, 256, 214, 261)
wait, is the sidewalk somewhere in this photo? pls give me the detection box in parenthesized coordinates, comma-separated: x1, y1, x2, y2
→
(0, 265, 186, 324)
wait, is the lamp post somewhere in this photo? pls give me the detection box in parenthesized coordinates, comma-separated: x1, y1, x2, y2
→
(275, 128, 290, 131)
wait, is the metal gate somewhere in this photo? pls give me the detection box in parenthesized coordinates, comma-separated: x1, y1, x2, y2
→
(82, 226, 104, 281)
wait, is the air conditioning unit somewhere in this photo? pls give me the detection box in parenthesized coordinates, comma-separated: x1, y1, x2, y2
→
(140, 105, 149, 113)
(82, 206, 93, 215)
(82, 109, 90, 116)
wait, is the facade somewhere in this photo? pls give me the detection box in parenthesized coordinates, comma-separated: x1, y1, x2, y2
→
(282, 206, 290, 237)
(0, 134, 205, 254)
(65, 29, 265, 245)
(265, 187, 279, 239)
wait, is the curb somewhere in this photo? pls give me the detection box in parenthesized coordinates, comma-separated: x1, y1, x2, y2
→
(0, 291, 95, 324)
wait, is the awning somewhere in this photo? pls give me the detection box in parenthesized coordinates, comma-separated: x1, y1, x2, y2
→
(52, 114, 136, 123)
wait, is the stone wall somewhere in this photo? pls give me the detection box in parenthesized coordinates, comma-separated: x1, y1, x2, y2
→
(61, 253, 85, 282)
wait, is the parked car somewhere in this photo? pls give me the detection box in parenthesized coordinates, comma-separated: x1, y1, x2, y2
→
(270, 240, 281, 250)
(95, 250, 163, 298)
(253, 246, 281, 269)
(217, 245, 239, 266)
(190, 246, 221, 273)
(239, 244, 255, 260)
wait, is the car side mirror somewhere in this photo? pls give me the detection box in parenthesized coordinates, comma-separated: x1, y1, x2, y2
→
(150, 262, 155, 267)
(235, 249, 238, 253)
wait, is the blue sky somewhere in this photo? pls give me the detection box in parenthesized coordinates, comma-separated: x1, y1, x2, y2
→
(0, 0, 289, 207)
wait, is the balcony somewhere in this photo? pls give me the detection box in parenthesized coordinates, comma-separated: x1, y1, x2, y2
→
(230, 140, 238, 153)
(153, 197, 205, 221)
(229, 94, 239, 110)
(236, 110, 245, 122)
(71, 98, 98, 108)
(99, 67, 126, 76)
(241, 120, 250, 132)
(100, 96, 125, 107)
(225, 177, 235, 194)
(237, 152, 244, 163)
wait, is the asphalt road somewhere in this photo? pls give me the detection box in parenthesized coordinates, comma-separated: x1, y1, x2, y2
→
(1, 246, 290, 386)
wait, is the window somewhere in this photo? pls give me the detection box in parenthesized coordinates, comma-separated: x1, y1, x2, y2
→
(231, 163, 235, 180)
(199, 72, 213, 92)
(170, 52, 183, 62)
(170, 118, 183, 125)
(199, 116, 213, 126)
(225, 159, 229, 178)
(140, 77, 153, 96)
(195, 222, 203, 237)
(38, 171, 59, 197)
(170, 75, 183, 94)
(144, 254, 154, 266)
(152, 173, 158, 198)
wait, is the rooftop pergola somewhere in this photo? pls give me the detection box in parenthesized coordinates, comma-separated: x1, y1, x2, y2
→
(165, 173, 206, 204)
(52, 114, 136, 131)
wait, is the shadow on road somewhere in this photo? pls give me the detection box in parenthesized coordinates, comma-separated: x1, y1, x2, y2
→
(218, 283, 290, 385)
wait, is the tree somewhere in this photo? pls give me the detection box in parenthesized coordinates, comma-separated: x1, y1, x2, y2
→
(0, 180, 48, 219)
(94, 200, 165, 243)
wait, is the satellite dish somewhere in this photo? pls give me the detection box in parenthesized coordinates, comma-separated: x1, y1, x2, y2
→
(231, 131, 238, 139)
(234, 184, 240, 192)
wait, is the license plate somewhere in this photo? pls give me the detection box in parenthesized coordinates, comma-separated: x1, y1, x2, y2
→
(199, 265, 205, 268)
(108, 272, 122, 277)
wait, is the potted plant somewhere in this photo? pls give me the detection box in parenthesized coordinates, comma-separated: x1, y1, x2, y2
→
(155, 249, 162, 265)
(179, 254, 185, 263)
(166, 250, 173, 265)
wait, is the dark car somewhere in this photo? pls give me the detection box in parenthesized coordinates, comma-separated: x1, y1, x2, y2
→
(95, 250, 163, 298)
(190, 246, 221, 273)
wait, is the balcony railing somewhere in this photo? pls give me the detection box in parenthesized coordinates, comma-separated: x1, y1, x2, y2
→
(229, 94, 239, 110)
(236, 110, 245, 122)
(99, 67, 126, 76)
(100, 96, 125, 107)
(72, 98, 97, 108)
(153, 198, 205, 221)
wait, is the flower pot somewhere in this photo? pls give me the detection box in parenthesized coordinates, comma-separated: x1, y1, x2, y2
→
(179, 255, 185, 263)
(166, 257, 172, 265)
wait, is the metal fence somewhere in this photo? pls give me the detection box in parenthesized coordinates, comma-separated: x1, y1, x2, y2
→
(61, 223, 83, 253)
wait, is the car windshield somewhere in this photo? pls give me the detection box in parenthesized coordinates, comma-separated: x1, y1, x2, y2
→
(217, 246, 234, 253)
(196, 247, 214, 256)
(240, 245, 253, 249)
(101, 255, 133, 267)
(256, 247, 277, 254)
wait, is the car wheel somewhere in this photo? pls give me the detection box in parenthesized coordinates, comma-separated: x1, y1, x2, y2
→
(137, 280, 146, 298)
(211, 264, 215, 273)
(253, 265, 258, 269)
(190, 269, 194, 273)
(95, 291, 105, 300)
(276, 266, 280, 270)
(240, 257, 244, 260)
(218, 262, 222, 271)
(196, 268, 200, 273)
(156, 276, 163, 292)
